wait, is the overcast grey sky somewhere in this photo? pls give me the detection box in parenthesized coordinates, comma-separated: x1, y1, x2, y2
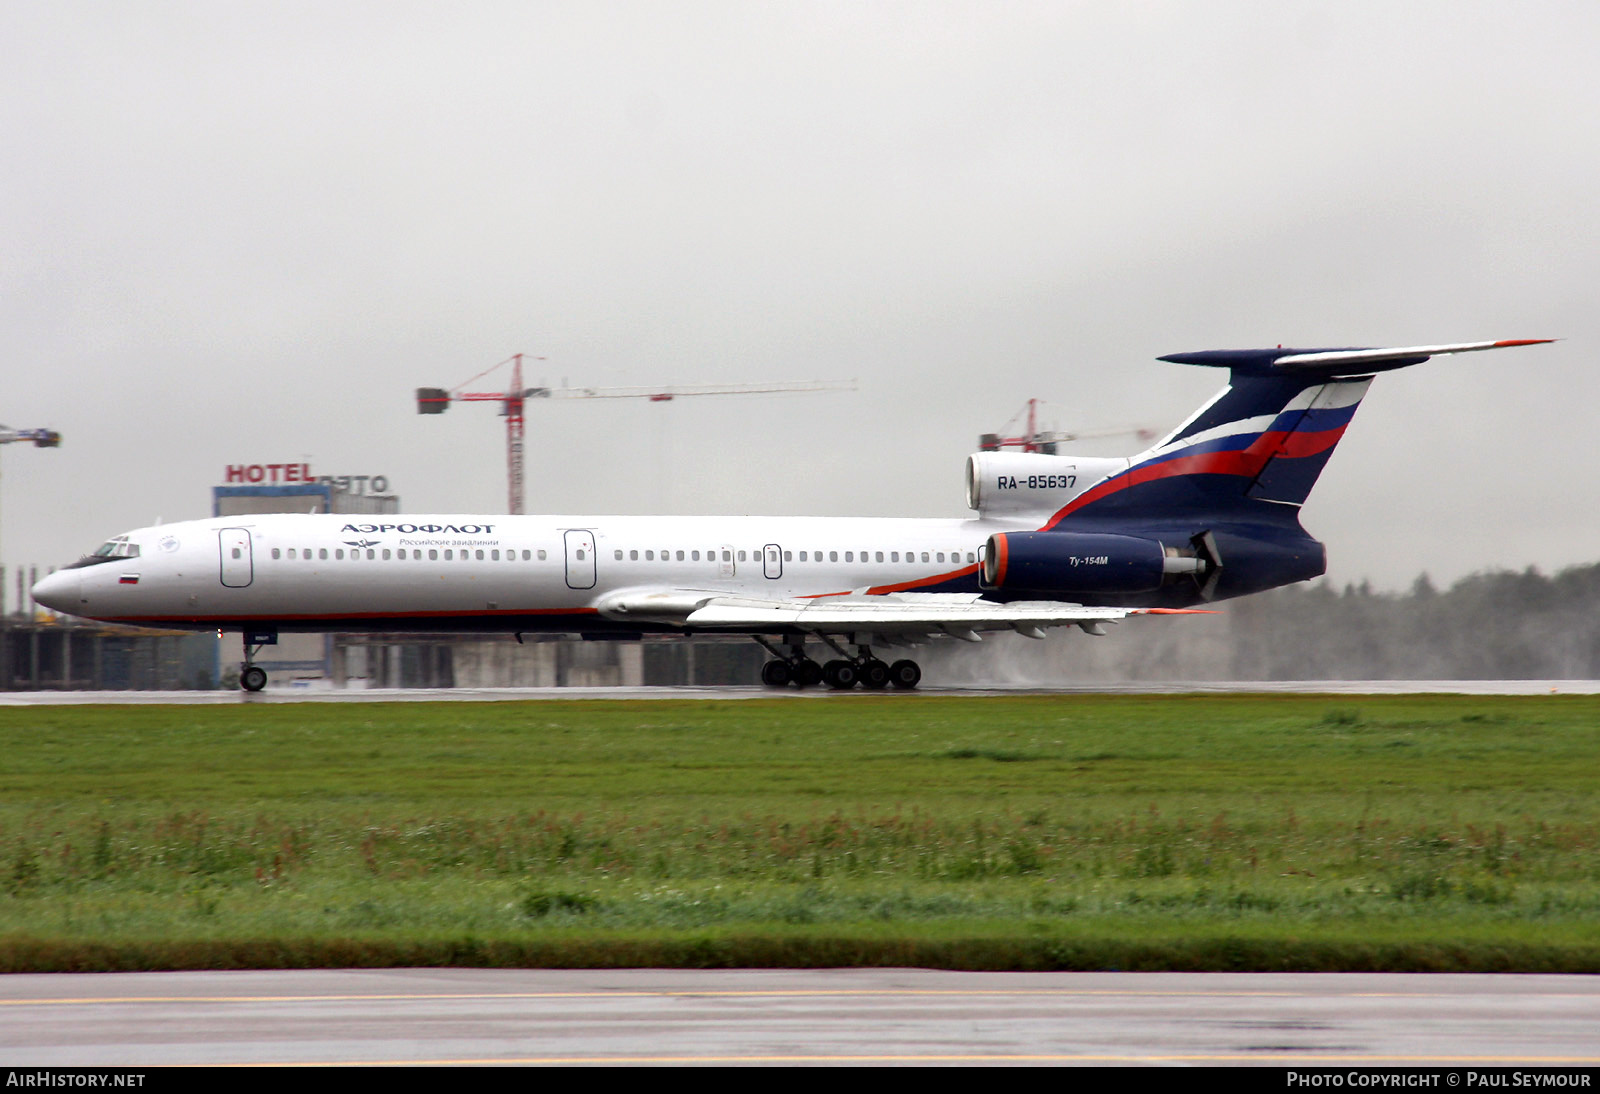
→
(3, 1, 1595, 592)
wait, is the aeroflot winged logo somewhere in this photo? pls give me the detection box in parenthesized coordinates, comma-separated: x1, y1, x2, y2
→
(343, 539, 380, 549)
(340, 523, 497, 534)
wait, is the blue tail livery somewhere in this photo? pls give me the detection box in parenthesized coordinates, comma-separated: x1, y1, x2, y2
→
(975, 340, 1553, 607)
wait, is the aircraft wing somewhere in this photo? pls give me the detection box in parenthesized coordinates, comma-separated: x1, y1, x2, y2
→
(597, 588, 1209, 642)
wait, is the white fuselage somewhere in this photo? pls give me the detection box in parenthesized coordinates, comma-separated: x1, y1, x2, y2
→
(36, 512, 1018, 633)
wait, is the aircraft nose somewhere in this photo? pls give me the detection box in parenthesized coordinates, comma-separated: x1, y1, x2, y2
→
(31, 569, 81, 613)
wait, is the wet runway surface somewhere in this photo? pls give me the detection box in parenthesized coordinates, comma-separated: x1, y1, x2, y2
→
(2, 969, 1597, 1066)
(1, 680, 1596, 704)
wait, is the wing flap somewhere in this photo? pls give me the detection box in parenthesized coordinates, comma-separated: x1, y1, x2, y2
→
(684, 592, 1210, 635)
(598, 587, 1213, 636)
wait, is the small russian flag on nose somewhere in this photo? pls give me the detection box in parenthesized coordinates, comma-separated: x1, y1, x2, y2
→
(119, 574, 140, 585)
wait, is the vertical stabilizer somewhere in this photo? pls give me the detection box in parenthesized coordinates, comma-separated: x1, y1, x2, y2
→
(1042, 340, 1551, 527)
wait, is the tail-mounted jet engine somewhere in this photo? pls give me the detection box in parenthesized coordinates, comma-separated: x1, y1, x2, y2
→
(981, 531, 1209, 595)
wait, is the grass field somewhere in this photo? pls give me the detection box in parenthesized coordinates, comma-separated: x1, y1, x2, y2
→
(1, 693, 1597, 971)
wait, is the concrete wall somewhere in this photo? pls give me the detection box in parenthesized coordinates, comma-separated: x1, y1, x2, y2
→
(0, 622, 219, 690)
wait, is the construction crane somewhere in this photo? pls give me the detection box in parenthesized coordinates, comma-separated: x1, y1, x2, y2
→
(978, 398, 1155, 455)
(0, 426, 60, 448)
(418, 353, 854, 514)
(0, 425, 60, 616)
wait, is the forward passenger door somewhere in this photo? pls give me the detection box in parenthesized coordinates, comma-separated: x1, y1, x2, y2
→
(218, 528, 253, 588)
(564, 529, 596, 590)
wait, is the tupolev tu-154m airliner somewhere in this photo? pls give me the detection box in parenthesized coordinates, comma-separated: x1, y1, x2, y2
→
(32, 339, 1552, 691)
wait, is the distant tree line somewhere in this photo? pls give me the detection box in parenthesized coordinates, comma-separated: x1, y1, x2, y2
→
(926, 561, 1600, 683)
(1223, 562, 1600, 679)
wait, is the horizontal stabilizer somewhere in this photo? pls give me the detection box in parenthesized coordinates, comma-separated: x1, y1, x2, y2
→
(1160, 339, 1553, 377)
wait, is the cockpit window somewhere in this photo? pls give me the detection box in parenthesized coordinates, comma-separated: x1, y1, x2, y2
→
(66, 536, 141, 569)
(92, 538, 141, 559)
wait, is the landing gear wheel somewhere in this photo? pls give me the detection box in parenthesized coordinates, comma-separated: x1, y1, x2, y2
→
(858, 658, 890, 690)
(240, 665, 268, 693)
(793, 659, 823, 688)
(760, 660, 792, 688)
(888, 659, 922, 690)
(822, 659, 858, 690)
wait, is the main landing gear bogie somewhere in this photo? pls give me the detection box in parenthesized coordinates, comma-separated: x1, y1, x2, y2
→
(821, 654, 919, 690)
(756, 636, 920, 691)
(821, 658, 856, 690)
(887, 658, 922, 690)
(858, 658, 890, 690)
(761, 656, 824, 688)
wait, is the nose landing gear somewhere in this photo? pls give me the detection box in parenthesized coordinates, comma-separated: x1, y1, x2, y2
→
(238, 629, 277, 693)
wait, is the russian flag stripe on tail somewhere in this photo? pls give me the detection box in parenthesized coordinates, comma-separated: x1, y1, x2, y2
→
(1244, 379, 1371, 504)
(1043, 339, 1552, 527)
(1042, 374, 1372, 525)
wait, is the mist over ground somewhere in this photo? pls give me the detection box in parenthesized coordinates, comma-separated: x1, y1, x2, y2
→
(922, 562, 1600, 683)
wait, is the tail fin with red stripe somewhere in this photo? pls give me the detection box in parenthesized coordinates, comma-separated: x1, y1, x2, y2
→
(1046, 340, 1552, 523)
